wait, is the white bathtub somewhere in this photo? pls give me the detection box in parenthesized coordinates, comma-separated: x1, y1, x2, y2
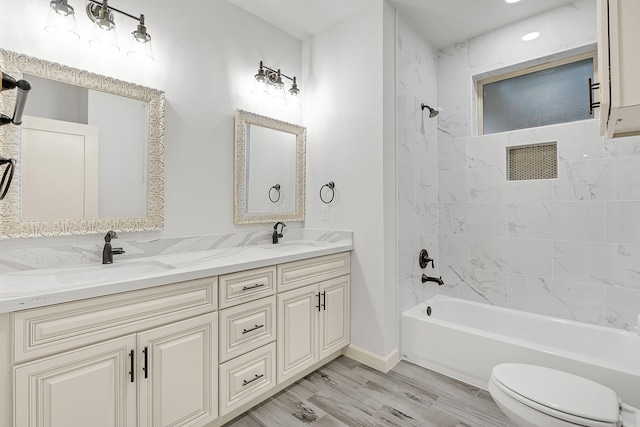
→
(402, 295, 640, 408)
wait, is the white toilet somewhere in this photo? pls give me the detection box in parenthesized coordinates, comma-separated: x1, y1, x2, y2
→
(488, 363, 639, 427)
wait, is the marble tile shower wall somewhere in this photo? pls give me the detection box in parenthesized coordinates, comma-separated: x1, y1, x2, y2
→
(437, 120, 640, 331)
(396, 15, 439, 318)
(433, 6, 640, 329)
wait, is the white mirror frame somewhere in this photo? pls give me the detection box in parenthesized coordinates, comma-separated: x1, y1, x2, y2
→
(234, 110, 306, 225)
(0, 49, 164, 238)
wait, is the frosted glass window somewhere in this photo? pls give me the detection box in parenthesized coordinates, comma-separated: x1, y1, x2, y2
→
(482, 58, 594, 135)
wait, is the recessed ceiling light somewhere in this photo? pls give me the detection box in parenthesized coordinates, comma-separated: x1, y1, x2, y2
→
(522, 32, 540, 41)
(505, 0, 521, 3)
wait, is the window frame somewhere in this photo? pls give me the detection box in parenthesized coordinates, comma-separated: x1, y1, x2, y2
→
(476, 51, 598, 135)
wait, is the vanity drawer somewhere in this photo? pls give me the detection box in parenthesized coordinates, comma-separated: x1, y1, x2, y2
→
(277, 252, 350, 293)
(219, 296, 276, 363)
(219, 266, 276, 309)
(219, 342, 276, 417)
(13, 276, 217, 363)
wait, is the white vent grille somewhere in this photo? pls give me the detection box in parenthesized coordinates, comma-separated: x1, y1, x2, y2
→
(508, 143, 558, 181)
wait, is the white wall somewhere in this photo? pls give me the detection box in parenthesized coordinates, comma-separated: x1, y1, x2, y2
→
(246, 126, 296, 214)
(302, 1, 398, 357)
(88, 90, 147, 217)
(435, 0, 640, 331)
(22, 75, 89, 124)
(0, 0, 302, 249)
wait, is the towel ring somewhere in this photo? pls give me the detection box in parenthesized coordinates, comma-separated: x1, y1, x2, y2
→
(269, 184, 281, 203)
(320, 181, 335, 204)
(0, 158, 15, 201)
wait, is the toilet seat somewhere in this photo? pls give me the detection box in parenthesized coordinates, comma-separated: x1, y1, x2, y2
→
(490, 364, 620, 427)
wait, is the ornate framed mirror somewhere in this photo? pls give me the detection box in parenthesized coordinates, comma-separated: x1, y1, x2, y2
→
(234, 110, 305, 224)
(0, 49, 164, 238)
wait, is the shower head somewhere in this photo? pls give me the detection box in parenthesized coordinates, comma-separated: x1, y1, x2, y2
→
(421, 103, 440, 118)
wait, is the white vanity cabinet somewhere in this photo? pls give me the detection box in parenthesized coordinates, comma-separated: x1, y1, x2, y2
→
(4, 249, 352, 427)
(14, 313, 218, 427)
(14, 335, 137, 427)
(136, 313, 218, 427)
(217, 266, 277, 417)
(597, 0, 640, 137)
(277, 253, 350, 383)
(11, 277, 219, 427)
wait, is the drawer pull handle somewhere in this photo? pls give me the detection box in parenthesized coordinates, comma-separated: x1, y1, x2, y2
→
(242, 374, 264, 386)
(242, 283, 265, 291)
(321, 291, 326, 311)
(588, 77, 601, 115)
(143, 347, 148, 379)
(242, 324, 265, 334)
(129, 350, 135, 383)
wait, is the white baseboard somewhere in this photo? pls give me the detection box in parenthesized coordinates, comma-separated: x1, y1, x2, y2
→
(342, 345, 400, 373)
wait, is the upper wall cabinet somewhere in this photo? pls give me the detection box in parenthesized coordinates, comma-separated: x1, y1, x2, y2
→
(597, 0, 640, 138)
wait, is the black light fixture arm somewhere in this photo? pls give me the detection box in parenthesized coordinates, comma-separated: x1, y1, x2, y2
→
(259, 61, 296, 84)
(87, 0, 140, 22)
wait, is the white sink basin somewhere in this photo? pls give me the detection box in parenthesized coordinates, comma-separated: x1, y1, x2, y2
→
(0, 274, 61, 296)
(262, 242, 329, 251)
(55, 261, 174, 285)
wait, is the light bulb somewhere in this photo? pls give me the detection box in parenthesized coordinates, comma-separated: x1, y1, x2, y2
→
(44, 0, 80, 40)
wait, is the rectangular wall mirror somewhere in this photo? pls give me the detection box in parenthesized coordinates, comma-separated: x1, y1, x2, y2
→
(234, 110, 305, 224)
(0, 49, 164, 238)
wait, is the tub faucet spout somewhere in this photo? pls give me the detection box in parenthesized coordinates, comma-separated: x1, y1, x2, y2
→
(422, 274, 444, 286)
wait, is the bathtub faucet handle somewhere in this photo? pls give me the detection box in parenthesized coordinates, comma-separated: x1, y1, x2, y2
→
(419, 249, 434, 269)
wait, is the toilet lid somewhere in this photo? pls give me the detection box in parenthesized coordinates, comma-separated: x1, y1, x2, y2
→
(492, 364, 619, 425)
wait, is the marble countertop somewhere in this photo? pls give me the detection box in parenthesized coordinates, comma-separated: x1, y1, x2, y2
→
(0, 239, 353, 313)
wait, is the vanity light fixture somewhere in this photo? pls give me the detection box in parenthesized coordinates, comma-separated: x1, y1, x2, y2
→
(45, 0, 80, 39)
(45, 0, 154, 62)
(87, 0, 119, 53)
(253, 61, 300, 106)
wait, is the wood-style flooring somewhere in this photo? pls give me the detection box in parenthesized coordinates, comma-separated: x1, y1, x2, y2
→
(224, 356, 514, 427)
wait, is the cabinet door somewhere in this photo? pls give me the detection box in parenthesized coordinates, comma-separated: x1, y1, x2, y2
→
(14, 335, 136, 427)
(277, 285, 318, 383)
(137, 312, 218, 427)
(319, 276, 350, 359)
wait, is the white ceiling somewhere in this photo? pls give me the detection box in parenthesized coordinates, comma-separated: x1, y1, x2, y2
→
(228, 0, 574, 48)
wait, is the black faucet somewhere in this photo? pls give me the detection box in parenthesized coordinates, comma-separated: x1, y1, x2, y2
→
(422, 274, 444, 286)
(272, 222, 286, 244)
(103, 230, 125, 264)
